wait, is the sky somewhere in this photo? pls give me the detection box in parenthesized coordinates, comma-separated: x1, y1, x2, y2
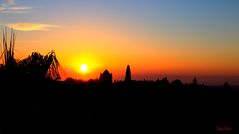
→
(1, 0, 239, 85)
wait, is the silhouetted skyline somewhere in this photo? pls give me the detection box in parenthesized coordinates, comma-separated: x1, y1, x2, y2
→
(1, 1, 239, 133)
(0, 0, 239, 84)
(0, 30, 239, 134)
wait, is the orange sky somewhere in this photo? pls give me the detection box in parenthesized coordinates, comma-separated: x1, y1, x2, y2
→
(1, 0, 239, 84)
(13, 22, 239, 81)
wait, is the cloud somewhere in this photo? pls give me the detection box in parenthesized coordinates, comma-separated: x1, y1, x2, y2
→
(4, 0, 15, 5)
(0, 0, 31, 13)
(7, 23, 57, 31)
(0, 6, 32, 13)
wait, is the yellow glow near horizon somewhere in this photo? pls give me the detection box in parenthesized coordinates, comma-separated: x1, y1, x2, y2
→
(80, 64, 88, 73)
(67, 55, 102, 77)
(13, 18, 239, 81)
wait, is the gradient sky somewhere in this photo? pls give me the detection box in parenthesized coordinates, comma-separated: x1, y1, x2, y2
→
(1, 0, 239, 85)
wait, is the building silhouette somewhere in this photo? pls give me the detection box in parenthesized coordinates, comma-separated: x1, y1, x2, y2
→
(224, 82, 232, 91)
(125, 65, 131, 82)
(99, 70, 112, 85)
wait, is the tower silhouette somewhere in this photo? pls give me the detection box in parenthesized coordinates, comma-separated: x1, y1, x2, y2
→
(125, 65, 131, 82)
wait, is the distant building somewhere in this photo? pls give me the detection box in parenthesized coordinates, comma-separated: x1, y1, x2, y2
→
(224, 82, 232, 91)
(125, 65, 131, 82)
(99, 69, 112, 85)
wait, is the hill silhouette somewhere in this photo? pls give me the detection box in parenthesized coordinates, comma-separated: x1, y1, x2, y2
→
(0, 29, 238, 133)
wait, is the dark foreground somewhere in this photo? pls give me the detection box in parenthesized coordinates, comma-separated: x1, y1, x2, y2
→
(0, 81, 239, 133)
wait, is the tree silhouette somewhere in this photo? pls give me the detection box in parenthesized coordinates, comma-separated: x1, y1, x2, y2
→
(1, 28, 16, 70)
(172, 79, 184, 88)
(161, 77, 169, 86)
(18, 51, 60, 80)
(0, 28, 61, 81)
(193, 78, 198, 85)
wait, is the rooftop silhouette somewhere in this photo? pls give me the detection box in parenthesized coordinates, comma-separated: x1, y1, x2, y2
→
(99, 69, 112, 85)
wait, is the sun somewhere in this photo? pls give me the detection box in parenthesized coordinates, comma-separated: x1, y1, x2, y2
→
(80, 64, 88, 73)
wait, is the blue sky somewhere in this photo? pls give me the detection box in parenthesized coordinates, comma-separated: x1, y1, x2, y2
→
(2, 0, 239, 35)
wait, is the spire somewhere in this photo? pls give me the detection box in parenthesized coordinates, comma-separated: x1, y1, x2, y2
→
(125, 65, 131, 82)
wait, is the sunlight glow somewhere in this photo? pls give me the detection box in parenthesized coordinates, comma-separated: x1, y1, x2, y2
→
(80, 64, 88, 73)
